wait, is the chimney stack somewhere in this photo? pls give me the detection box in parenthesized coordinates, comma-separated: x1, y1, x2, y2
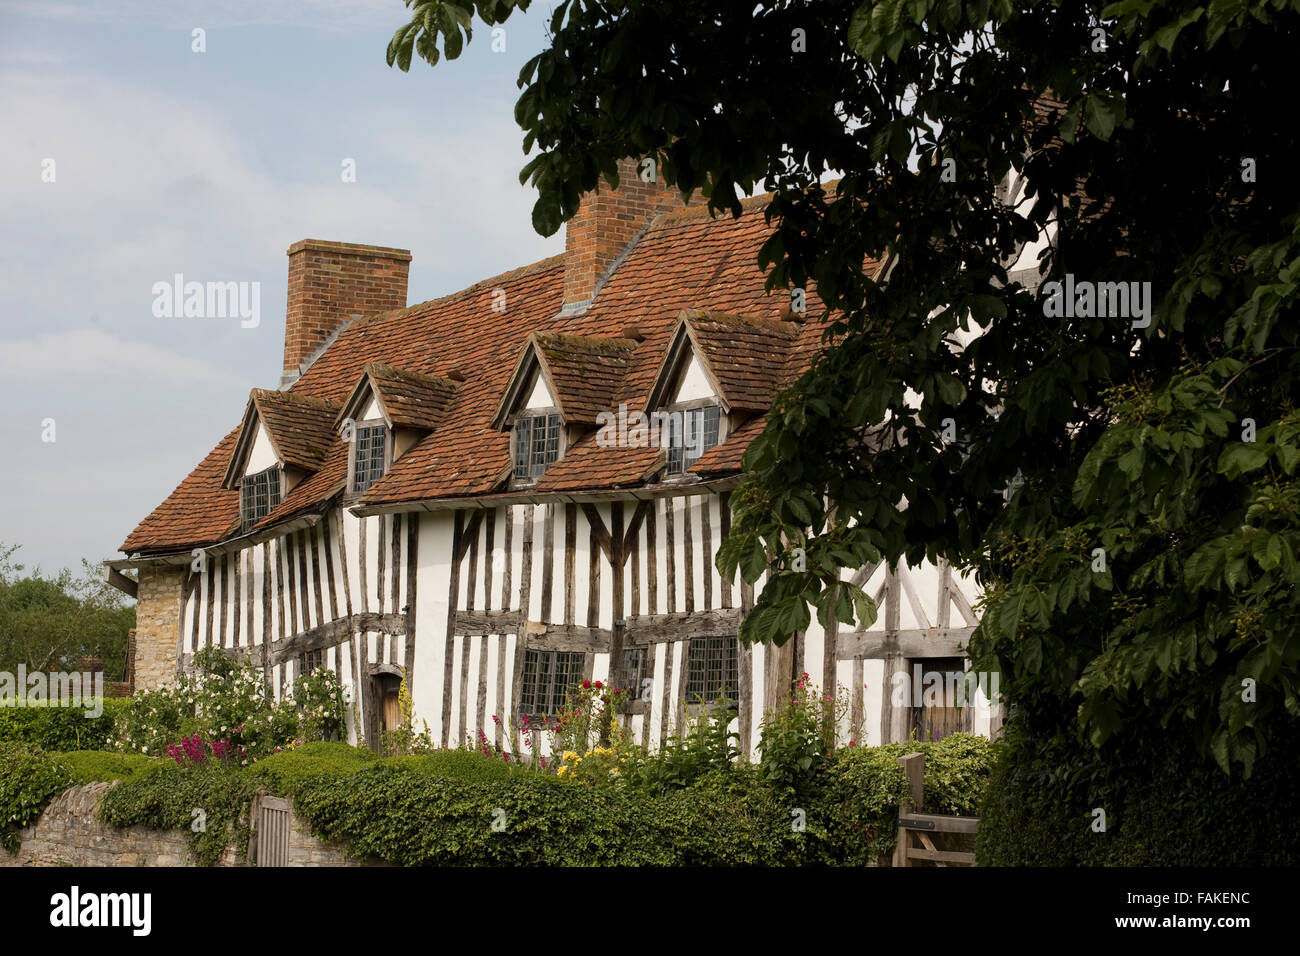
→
(282, 240, 411, 387)
(562, 157, 693, 314)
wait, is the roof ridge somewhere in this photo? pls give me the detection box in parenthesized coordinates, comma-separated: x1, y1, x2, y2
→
(353, 252, 568, 329)
(253, 387, 339, 410)
(534, 331, 640, 350)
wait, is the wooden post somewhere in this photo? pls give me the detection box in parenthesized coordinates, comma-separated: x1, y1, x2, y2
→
(893, 751, 924, 867)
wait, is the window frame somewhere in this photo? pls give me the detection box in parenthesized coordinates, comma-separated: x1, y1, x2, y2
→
(682, 635, 740, 707)
(240, 464, 283, 530)
(348, 420, 391, 496)
(664, 401, 723, 476)
(510, 409, 564, 484)
(517, 648, 586, 719)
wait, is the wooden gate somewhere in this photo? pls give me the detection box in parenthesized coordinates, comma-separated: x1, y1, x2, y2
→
(892, 752, 978, 866)
(253, 794, 291, 867)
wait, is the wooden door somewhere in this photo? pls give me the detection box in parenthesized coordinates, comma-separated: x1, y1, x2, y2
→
(910, 657, 969, 742)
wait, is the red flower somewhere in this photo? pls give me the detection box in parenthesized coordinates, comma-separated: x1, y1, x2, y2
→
(593, 681, 603, 689)
(581, 680, 591, 689)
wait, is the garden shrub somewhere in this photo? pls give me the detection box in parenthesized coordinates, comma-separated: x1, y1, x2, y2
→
(0, 697, 128, 751)
(286, 762, 807, 866)
(0, 742, 72, 853)
(251, 742, 378, 795)
(977, 715, 1300, 866)
(824, 734, 993, 864)
(112, 646, 346, 760)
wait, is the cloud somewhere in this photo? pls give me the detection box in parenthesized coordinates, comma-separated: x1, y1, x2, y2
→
(0, 328, 231, 388)
(3, 0, 400, 30)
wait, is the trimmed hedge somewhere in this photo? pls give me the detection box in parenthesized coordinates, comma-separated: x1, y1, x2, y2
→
(977, 716, 1300, 866)
(55, 750, 160, 786)
(289, 762, 807, 866)
(0, 698, 129, 751)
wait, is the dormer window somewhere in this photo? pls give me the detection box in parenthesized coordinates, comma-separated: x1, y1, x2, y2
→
(241, 465, 282, 528)
(665, 403, 721, 475)
(352, 422, 388, 493)
(513, 411, 562, 480)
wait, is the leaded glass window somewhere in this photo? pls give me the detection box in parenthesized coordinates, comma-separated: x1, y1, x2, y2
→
(518, 649, 585, 717)
(513, 412, 562, 480)
(352, 423, 387, 493)
(666, 405, 720, 475)
(240, 465, 282, 528)
(684, 635, 739, 702)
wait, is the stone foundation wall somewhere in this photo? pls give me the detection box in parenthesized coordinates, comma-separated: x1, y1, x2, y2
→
(1, 783, 373, 867)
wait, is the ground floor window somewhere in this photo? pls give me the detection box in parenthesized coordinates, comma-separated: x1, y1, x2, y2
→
(621, 646, 650, 700)
(684, 635, 739, 703)
(299, 648, 324, 676)
(518, 649, 585, 717)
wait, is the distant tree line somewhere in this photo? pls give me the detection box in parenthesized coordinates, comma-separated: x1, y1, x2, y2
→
(0, 542, 136, 683)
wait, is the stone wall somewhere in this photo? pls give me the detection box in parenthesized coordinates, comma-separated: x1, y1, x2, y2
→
(133, 566, 184, 691)
(1, 783, 374, 867)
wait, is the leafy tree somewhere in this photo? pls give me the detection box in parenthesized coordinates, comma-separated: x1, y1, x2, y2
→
(387, 1, 1300, 778)
(0, 543, 136, 681)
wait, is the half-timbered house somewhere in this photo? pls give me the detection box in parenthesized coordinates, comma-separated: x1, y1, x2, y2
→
(107, 160, 999, 755)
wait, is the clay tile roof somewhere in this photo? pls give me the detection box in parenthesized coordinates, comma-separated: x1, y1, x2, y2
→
(690, 413, 768, 477)
(250, 389, 341, 473)
(532, 436, 665, 493)
(531, 333, 639, 426)
(344, 362, 460, 431)
(122, 199, 883, 552)
(681, 310, 802, 412)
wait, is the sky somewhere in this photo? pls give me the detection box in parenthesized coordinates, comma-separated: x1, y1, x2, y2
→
(0, 0, 566, 578)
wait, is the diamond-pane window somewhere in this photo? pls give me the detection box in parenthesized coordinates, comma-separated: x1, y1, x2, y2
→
(240, 466, 282, 528)
(518, 649, 585, 717)
(666, 405, 721, 475)
(684, 636, 739, 702)
(352, 423, 387, 493)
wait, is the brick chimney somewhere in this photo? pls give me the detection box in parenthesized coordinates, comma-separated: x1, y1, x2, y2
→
(562, 157, 693, 314)
(281, 240, 412, 387)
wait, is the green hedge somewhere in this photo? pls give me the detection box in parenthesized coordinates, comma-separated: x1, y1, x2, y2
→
(98, 760, 257, 866)
(977, 716, 1300, 866)
(5, 735, 995, 866)
(55, 750, 160, 786)
(288, 762, 807, 866)
(0, 742, 72, 853)
(0, 698, 128, 751)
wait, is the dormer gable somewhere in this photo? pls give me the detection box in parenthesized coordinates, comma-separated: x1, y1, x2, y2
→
(646, 309, 800, 415)
(335, 363, 459, 496)
(492, 332, 639, 484)
(221, 389, 340, 491)
(492, 332, 639, 430)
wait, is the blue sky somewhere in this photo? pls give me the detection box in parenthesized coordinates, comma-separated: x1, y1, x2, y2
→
(0, 0, 565, 577)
